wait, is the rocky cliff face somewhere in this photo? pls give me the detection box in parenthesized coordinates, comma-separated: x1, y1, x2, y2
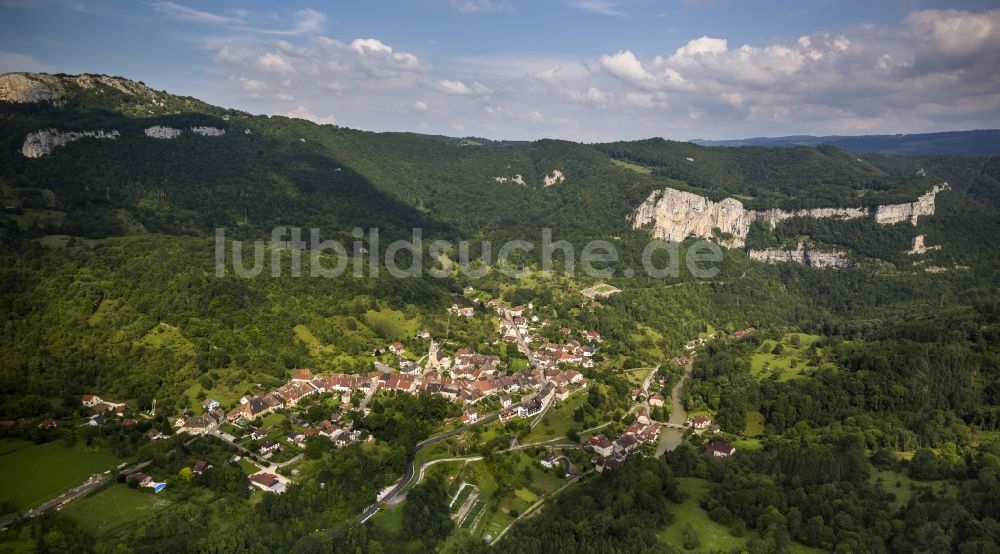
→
(190, 126, 225, 137)
(542, 170, 565, 187)
(22, 128, 120, 158)
(875, 184, 949, 225)
(144, 126, 183, 139)
(0, 73, 64, 104)
(632, 188, 754, 247)
(749, 243, 853, 268)
(631, 184, 948, 248)
(1, 72, 161, 105)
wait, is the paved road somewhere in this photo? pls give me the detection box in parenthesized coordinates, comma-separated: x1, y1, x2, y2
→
(356, 408, 507, 523)
(641, 365, 661, 392)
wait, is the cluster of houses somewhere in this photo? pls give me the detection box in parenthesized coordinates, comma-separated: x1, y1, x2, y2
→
(585, 413, 663, 472)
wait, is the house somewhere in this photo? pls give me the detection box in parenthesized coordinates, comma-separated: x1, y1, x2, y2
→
(38, 417, 57, 430)
(192, 460, 212, 474)
(127, 472, 152, 487)
(389, 342, 405, 355)
(286, 431, 306, 446)
(260, 440, 281, 455)
(589, 435, 614, 458)
(705, 440, 736, 458)
(81, 394, 101, 408)
(250, 473, 286, 493)
(691, 415, 712, 430)
(500, 396, 512, 408)
(540, 454, 559, 469)
(291, 368, 313, 382)
(708, 423, 722, 434)
(554, 386, 570, 402)
(595, 455, 623, 473)
(615, 434, 640, 453)
(86, 414, 107, 426)
(203, 398, 220, 411)
(649, 393, 665, 407)
(250, 427, 269, 441)
(146, 429, 166, 440)
(122, 418, 137, 426)
(462, 409, 478, 424)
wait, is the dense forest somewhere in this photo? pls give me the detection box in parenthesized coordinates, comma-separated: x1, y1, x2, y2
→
(1, 73, 999, 553)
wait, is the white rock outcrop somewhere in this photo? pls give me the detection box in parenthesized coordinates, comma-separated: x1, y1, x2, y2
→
(908, 234, 942, 255)
(543, 170, 565, 187)
(632, 188, 755, 247)
(631, 184, 948, 247)
(191, 126, 225, 137)
(144, 126, 182, 139)
(494, 174, 526, 185)
(22, 128, 120, 158)
(749, 243, 853, 269)
(874, 184, 949, 225)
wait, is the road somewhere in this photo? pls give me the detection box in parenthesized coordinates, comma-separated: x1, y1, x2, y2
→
(641, 365, 661, 392)
(356, 407, 507, 523)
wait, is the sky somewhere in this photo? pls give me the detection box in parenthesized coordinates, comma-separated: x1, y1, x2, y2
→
(1, 0, 999, 141)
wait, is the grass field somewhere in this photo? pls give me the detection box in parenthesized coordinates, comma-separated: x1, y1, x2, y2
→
(523, 392, 587, 443)
(871, 469, 957, 510)
(60, 484, 171, 535)
(658, 477, 749, 553)
(611, 159, 653, 174)
(136, 322, 196, 357)
(744, 410, 766, 437)
(363, 308, 419, 340)
(0, 439, 122, 511)
(750, 333, 825, 382)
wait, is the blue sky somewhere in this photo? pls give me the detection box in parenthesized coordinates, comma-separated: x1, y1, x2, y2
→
(2, 0, 999, 140)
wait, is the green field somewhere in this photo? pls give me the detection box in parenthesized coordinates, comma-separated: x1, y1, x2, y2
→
(611, 159, 653, 174)
(658, 477, 749, 553)
(871, 469, 957, 510)
(60, 484, 171, 534)
(750, 333, 825, 382)
(0, 439, 122, 511)
(363, 308, 420, 340)
(523, 392, 587, 443)
(136, 322, 196, 357)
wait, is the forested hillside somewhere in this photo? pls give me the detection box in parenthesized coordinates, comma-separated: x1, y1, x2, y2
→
(2, 72, 1000, 553)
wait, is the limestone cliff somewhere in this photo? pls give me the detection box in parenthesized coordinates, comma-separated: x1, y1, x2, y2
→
(748, 243, 853, 269)
(875, 184, 949, 225)
(144, 126, 183, 139)
(190, 126, 226, 137)
(1, 72, 162, 105)
(631, 188, 754, 247)
(631, 184, 948, 248)
(22, 128, 120, 158)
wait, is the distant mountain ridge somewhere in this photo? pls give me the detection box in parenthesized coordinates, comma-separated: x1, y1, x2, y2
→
(690, 130, 1000, 156)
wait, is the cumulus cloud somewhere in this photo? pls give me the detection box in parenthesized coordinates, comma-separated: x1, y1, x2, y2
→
(197, 6, 1000, 140)
(286, 105, 337, 125)
(438, 79, 490, 95)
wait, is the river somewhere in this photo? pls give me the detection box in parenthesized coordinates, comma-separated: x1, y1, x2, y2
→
(655, 359, 693, 456)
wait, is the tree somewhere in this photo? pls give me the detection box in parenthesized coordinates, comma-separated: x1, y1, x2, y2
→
(682, 522, 700, 550)
(179, 467, 193, 481)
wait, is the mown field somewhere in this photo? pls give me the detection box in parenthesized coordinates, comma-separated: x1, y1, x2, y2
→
(59, 484, 172, 535)
(0, 439, 122, 512)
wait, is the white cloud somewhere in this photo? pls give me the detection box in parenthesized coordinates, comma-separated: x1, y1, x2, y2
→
(152, 1, 245, 25)
(570, 1, 626, 17)
(196, 7, 1000, 141)
(448, 0, 512, 13)
(438, 79, 490, 95)
(0, 51, 48, 72)
(286, 105, 337, 125)
(256, 52, 295, 74)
